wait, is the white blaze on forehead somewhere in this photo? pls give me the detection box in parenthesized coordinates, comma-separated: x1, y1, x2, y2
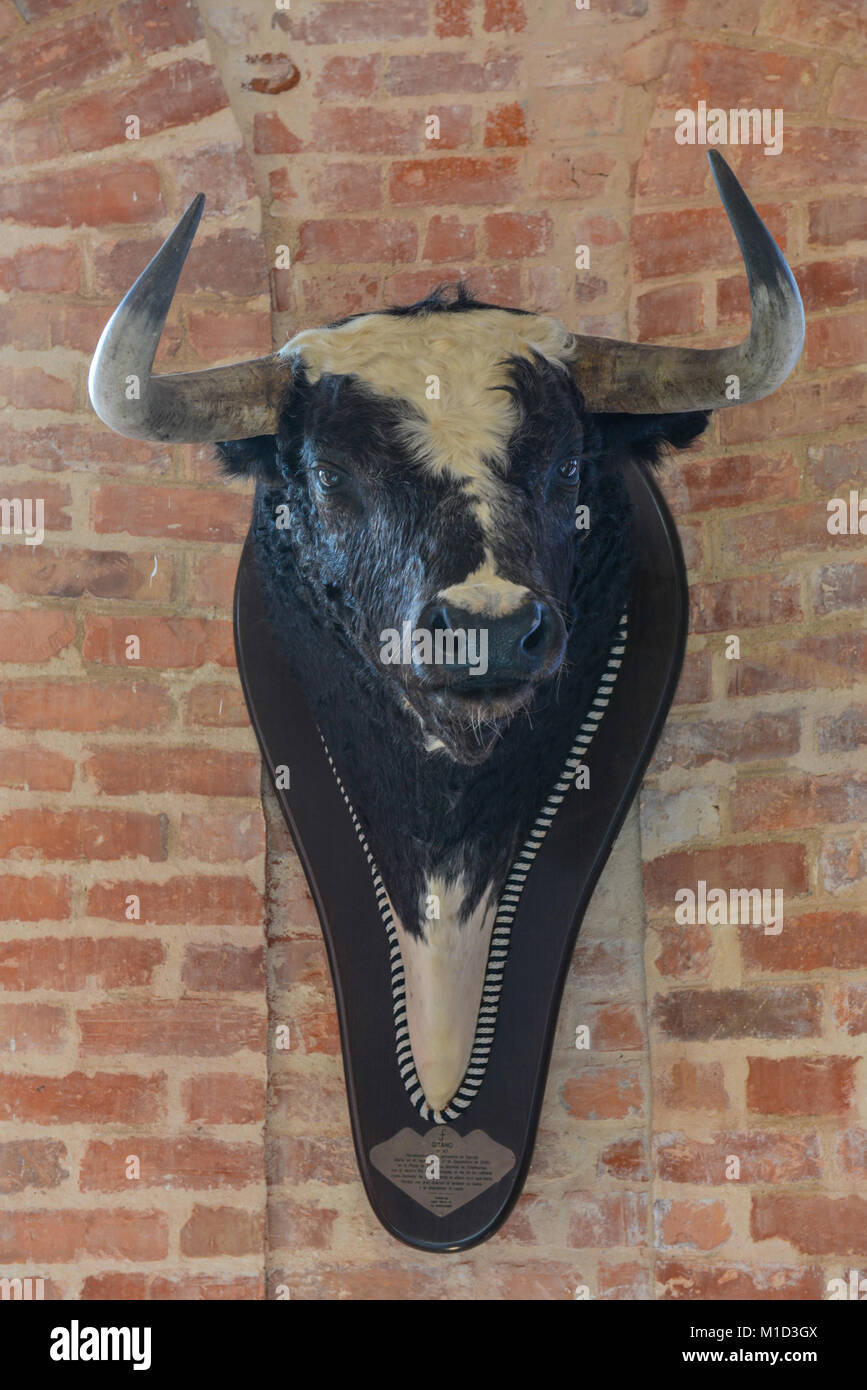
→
(280, 308, 572, 523)
(393, 875, 497, 1114)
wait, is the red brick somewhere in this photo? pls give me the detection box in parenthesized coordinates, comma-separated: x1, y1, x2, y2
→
(386, 264, 521, 305)
(423, 214, 475, 261)
(0, 364, 74, 412)
(561, 1064, 644, 1120)
(655, 1060, 729, 1112)
(166, 143, 255, 217)
(270, 1070, 347, 1132)
(742, 910, 867, 973)
(251, 111, 301, 155)
(807, 310, 867, 369)
(752, 1195, 867, 1256)
(653, 924, 710, 980)
(0, 111, 62, 169)
(0, 1002, 65, 1052)
(598, 1261, 650, 1301)
(0, 874, 70, 922)
(801, 258, 867, 312)
(485, 210, 553, 259)
(729, 632, 867, 697)
(817, 705, 867, 754)
(632, 205, 786, 279)
(656, 1198, 731, 1251)
(663, 452, 799, 515)
(732, 774, 867, 833)
(636, 284, 702, 341)
(809, 196, 867, 247)
(187, 310, 272, 364)
(286, 0, 427, 43)
(0, 547, 176, 603)
(180, 1205, 263, 1256)
(747, 1056, 856, 1116)
(178, 811, 264, 863)
(0, 1139, 68, 1193)
(637, 132, 711, 200)
(0, 808, 166, 863)
(63, 60, 228, 153)
(0, 1071, 164, 1123)
(657, 1130, 820, 1183)
(598, 1137, 648, 1181)
(0, 681, 170, 732)
(719, 374, 867, 446)
(814, 562, 867, 615)
(534, 150, 615, 202)
(568, 1192, 646, 1248)
(118, 0, 205, 55)
(834, 983, 867, 1035)
(673, 651, 711, 705)
(822, 835, 867, 897)
(314, 162, 382, 212)
(839, 1130, 867, 1177)
(297, 217, 416, 264)
(484, 100, 528, 148)
(658, 1259, 823, 1301)
(0, 609, 74, 662)
(386, 52, 520, 96)
(390, 156, 519, 206)
(808, 439, 864, 493)
(92, 485, 249, 543)
(83, 615, 234, 670)
(182, 684, 250, 729)
(315, 54, 379, 100)
(0, 162, 164, 228)
(0, 424, 170, 476)
(0, 1209, 167, 1263)
(187, 554, 238, 609)
(268, 1197, 337, 1250)
(644, 841, 809, 909)
(82, 1272, 261, 1299)
(655, 986, 819, 1041)
(182, 944, 264, 992)
(484, 0, 526, 31)
(81, 1137, 260, 1191)
(0, 743, 74, 792)
(689, 575, 801, 633)
(658, 41, 818, 111)
(78, 1000, 265, 1056)
(87, 874, 261, 926)
(721, 503, 858, 570)
(300, 272, 380, 319)
(268, 1134, 357, 1186)
(183, 1073, 265, 1125)
(0, 244, 80, 294)
(0, 13, 124, 104)
(0, 935, 163, 993)
(84, 746, 257, 797)
(765, 0, 867, 52)
(94, 227, 269, 299)
(310, 106, 417, 155)
(434, 0, 471, 37)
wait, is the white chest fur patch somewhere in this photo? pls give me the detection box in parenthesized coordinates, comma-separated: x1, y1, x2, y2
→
(318, 613, 629, 1124)
(281, 308, 572, 537)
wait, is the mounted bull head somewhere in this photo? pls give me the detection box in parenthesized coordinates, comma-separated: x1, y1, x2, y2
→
(89, 151, 804, 1117)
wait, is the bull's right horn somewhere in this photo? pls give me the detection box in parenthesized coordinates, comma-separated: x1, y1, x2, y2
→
(88, 195, 288, 444)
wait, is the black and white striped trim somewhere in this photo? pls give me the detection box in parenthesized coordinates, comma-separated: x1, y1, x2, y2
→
(320, 612, 628, 1125)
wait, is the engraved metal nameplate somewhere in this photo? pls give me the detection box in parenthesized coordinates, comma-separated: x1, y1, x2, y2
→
(370, 1127, 516, 1216)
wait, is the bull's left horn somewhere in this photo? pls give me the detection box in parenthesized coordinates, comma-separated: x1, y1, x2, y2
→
(88, 195, 287, 443)
(565, 151, 804, 414)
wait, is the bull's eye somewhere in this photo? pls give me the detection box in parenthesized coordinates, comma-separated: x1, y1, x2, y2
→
(556, 457, 580, 484)
(314, 465, 345, 493)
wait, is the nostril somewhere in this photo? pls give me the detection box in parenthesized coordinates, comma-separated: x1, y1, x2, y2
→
(427, 604, 452, 635)
(520, 602, 547, 655)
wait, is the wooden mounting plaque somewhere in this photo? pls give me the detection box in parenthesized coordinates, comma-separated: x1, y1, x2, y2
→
(233, 456, 687, 1252)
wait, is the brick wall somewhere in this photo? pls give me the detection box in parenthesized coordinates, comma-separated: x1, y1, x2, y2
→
(1, 0, 864, 1300)
(0, 0, 269, 1299)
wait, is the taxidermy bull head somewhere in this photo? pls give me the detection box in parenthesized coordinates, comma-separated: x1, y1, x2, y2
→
(89, 152, 803, 1120)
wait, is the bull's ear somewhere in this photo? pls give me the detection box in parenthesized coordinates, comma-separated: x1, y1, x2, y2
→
(595, 410, 710, 468)
(215, 435, 280, 481)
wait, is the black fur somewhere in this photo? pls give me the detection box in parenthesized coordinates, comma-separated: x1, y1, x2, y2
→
(217, 288, 708, 936)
